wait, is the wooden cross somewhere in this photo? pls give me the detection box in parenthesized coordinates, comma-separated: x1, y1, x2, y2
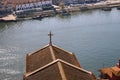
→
(48, 31, 53, 45)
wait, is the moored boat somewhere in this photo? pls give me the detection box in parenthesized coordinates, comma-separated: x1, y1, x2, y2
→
(61, 9, 71, 16)
(32, 15, 43, 20)
(101, 7, 112, 11)
(80, 6, 88, 11)
(61, 12, 71, 16)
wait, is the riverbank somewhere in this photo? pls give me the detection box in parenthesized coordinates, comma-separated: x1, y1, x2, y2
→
(0, 14, 17, 22)
(62, 0, 120, 12)
(0, 0, 120, 21)
(86, 0, 120, 9)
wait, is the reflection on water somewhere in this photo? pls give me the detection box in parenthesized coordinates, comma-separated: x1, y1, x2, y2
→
(0, 45, 23, 80)
(0, 69, 20, 75)
(0, 9, 120, 80)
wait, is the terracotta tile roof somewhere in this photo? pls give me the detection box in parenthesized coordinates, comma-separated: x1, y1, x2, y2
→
(2, 0, 43, 7)
(24, 59, 96, 80)
(100, 68, 113, 77)
(99, 66, 120, 77)
(111, 66, 120, 76)
(26, 44, 81, 72)
(1, 0, 52, 9)
(6, 0, 42, 4)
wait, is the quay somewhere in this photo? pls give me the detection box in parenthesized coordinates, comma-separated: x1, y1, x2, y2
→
(86, 0, 120, 10)
(63, 0, 120, 12)
(16, 10, 56, 21)
(0, 0, 120, 21)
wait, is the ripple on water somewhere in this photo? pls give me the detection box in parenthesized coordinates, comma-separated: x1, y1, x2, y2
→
(0, 54, 21, 67)
(0, 63, 9, 67)
(0, 49, 8, 54)
(0, 69, 21, 75)
(0, 45, 22, 60)
(0, 45, 21, 52)
(0, 46, 22, 68)
(3, 78, 11, 80)
(0, 56, 17, 61)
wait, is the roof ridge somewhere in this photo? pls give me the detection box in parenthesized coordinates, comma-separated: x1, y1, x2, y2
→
(24, 59, 92, 77)
(49, 44, 56, 60)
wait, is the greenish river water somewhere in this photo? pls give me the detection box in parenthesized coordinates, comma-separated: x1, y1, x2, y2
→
(0, 8, 120, 80)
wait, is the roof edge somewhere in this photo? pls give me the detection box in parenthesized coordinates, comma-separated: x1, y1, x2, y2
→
(28, 44, 73, 56)
(28, 44, 49, 56)
(52, 44, 73, 54)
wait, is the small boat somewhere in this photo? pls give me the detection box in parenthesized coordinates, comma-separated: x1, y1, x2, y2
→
(61, 9, 71, 16)
(80, 5, 88, 11)
(61, 12, 71, 16)
(32, 16, 43, 20)
(101, 7, 112, 11)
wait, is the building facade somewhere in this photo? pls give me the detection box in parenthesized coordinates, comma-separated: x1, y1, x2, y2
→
(0, 0, 52, 14)
(0, 0, 13, 17)
(15, 1, 52, 11)
(52, 0, 99, 5)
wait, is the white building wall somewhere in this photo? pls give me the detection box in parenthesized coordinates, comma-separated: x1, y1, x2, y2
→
(16, 1, 52, 11)
(25, 4, 30, 9)
(42, 1, 46, 5)
(38, 2, 42, 7)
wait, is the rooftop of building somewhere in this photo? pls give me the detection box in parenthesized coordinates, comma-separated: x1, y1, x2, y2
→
(24, 59, 96, 80)
(0, 0, 44, 7)
(25, 32, 81, 72)
(99, 59, 120, 78)
(23, 32, 96, 80)
(3, 0, 44, 4)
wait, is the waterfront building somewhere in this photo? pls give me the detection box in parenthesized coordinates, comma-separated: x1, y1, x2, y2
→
(0, 0, 52, 12)
(0, 0, 54, 18)
(23, 32, 96, 80)
(99, 59, 120, 80)
(15, 1, 52, 11)
(85, 0, 98, 3)
(52, 0, 99, 5)
(0, 0, 6, 13)
(52, 0, 85, 5)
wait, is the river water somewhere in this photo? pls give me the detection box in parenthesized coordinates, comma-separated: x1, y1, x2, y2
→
(0, 8, 120, 80)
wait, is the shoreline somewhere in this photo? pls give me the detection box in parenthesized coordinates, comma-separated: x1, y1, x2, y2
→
(0, 0, 120, 22)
